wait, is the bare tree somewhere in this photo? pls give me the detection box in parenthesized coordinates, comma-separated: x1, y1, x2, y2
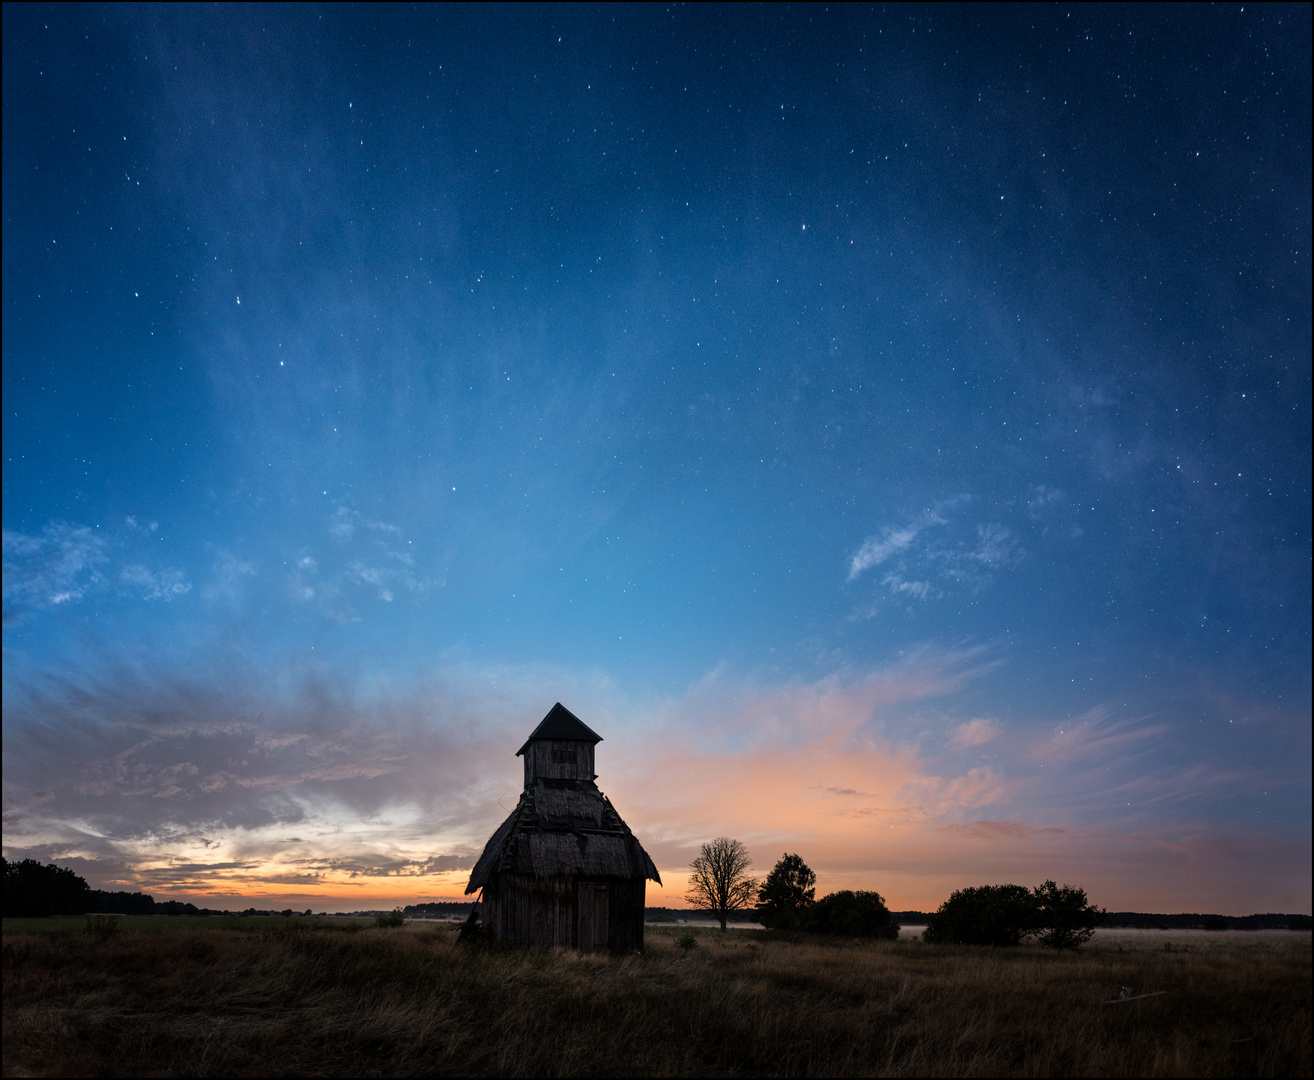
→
(685, 837, 757, 930)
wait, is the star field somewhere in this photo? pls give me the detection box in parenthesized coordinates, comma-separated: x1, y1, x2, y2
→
(2, 5, 1309, 913)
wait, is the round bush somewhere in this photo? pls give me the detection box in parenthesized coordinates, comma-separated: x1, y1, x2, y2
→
(799, 890, 899, 939)
(922, 884, 1038, 946)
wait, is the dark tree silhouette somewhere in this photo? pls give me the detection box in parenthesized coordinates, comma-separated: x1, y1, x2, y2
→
(3, 857, 92, 917)
(756, 853, 816, 929)
(89, 890, 155, 915)
(799, 890, 900, 939)
(2, 857, 162, 917)
(1033, 880, 1105, 949)
(685, 837, 757, 930)
(923, 884, 1040, 946)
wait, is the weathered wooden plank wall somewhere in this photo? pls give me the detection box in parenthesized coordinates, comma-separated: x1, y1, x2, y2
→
(482, 874, 646, 953)
(523, 740, 597, 785)
(487, 874, 576, 948)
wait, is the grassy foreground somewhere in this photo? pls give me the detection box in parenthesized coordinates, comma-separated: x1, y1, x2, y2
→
(3, 923, 1308, 1077)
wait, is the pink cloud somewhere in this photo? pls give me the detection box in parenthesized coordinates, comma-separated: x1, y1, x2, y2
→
(1029, 706, 1168, 764)
(6, 649, 1308, 916)
(947, 717, 1001, 748)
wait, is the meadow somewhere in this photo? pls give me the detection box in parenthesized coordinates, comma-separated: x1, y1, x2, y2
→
(2, 920, 1308, 1077)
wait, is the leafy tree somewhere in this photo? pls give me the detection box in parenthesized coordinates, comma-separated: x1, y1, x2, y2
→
(375, 907, 406, 927)
(2, 857, 92, 917)
(923, 884, 1040, 946)
(685, 837, 757, 930)
(756, 853, 816, 929)
(799, 890, 899, 939)
(1033, 880, 1105, 949)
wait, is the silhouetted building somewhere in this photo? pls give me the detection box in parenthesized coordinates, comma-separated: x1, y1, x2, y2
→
(465, 703, 660, 953)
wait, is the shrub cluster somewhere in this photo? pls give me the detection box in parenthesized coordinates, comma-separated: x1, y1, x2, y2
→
(375, 907, 407, 928)
(923, 880, 1106, 949)
(795, 890, 900, 939)
(752, 853, 1103, 949)
(922, 883, 1040, 946)
(755, 854, 898, 938)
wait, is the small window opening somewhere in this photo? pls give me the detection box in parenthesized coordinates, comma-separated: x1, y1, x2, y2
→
(552, 749, 578, 765)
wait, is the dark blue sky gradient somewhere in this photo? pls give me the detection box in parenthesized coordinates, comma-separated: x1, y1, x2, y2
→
(3, 4, 1309, 911)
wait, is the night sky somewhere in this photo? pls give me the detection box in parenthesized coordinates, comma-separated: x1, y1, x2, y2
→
(4, 4, 1309, 914)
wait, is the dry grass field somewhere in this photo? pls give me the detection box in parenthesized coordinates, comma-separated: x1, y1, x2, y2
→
(3, 921, 1309, 1077)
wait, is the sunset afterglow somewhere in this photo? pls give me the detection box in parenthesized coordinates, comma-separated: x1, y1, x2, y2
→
(4, 6, 1309, 915)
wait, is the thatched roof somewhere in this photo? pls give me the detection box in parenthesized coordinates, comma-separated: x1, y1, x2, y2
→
(515, 702, 602, 756)
(465, 777, 661, 892)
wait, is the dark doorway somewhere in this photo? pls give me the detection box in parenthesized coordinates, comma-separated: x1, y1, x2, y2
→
(578, 883, 609, 954)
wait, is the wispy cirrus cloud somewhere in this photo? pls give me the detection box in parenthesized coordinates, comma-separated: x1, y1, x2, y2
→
(5, 507, 442, 633)
(201, 547, 257, 602)
(121, 564, 192, 601)
(847, 510, 945, 581)
(848, 501, 1021, 611)
(2, 523, 110, 614)
(345, 554, 429, 604)
(1026, 485, 1064, 519)
(882, 574, 937, 600)
(4, 518, 196, 615)
(327, 506, 401, 541)
(1030, 707, 1169, 765)
(309, 505, 437, 609)
(937, 819, 1065, 841)
(970, 522, 1018, 568)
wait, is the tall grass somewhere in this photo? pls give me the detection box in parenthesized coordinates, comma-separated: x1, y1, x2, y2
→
(3, 924, 1308, 1076)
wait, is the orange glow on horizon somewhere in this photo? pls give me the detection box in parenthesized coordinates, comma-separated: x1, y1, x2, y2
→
(13, 662, 1308, 915)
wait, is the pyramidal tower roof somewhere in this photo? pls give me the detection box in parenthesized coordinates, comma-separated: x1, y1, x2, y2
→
(515, 702, 603, 757)
(467, 703, 660, 895)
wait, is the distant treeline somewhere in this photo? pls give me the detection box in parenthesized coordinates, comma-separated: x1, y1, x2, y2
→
(4, 858, 155, 918)
(402, 903, 1312, 930)
(404, 904, 765, 923)
(1102, 911, 1312, 930)
(644, 906, 759, 923)
(1, 858, 314, 919)
(408, 904, 927, 924)
(889, 910, 1309, 930)
(6, 861, 1311, 929)
(402, 902, 475, 919)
